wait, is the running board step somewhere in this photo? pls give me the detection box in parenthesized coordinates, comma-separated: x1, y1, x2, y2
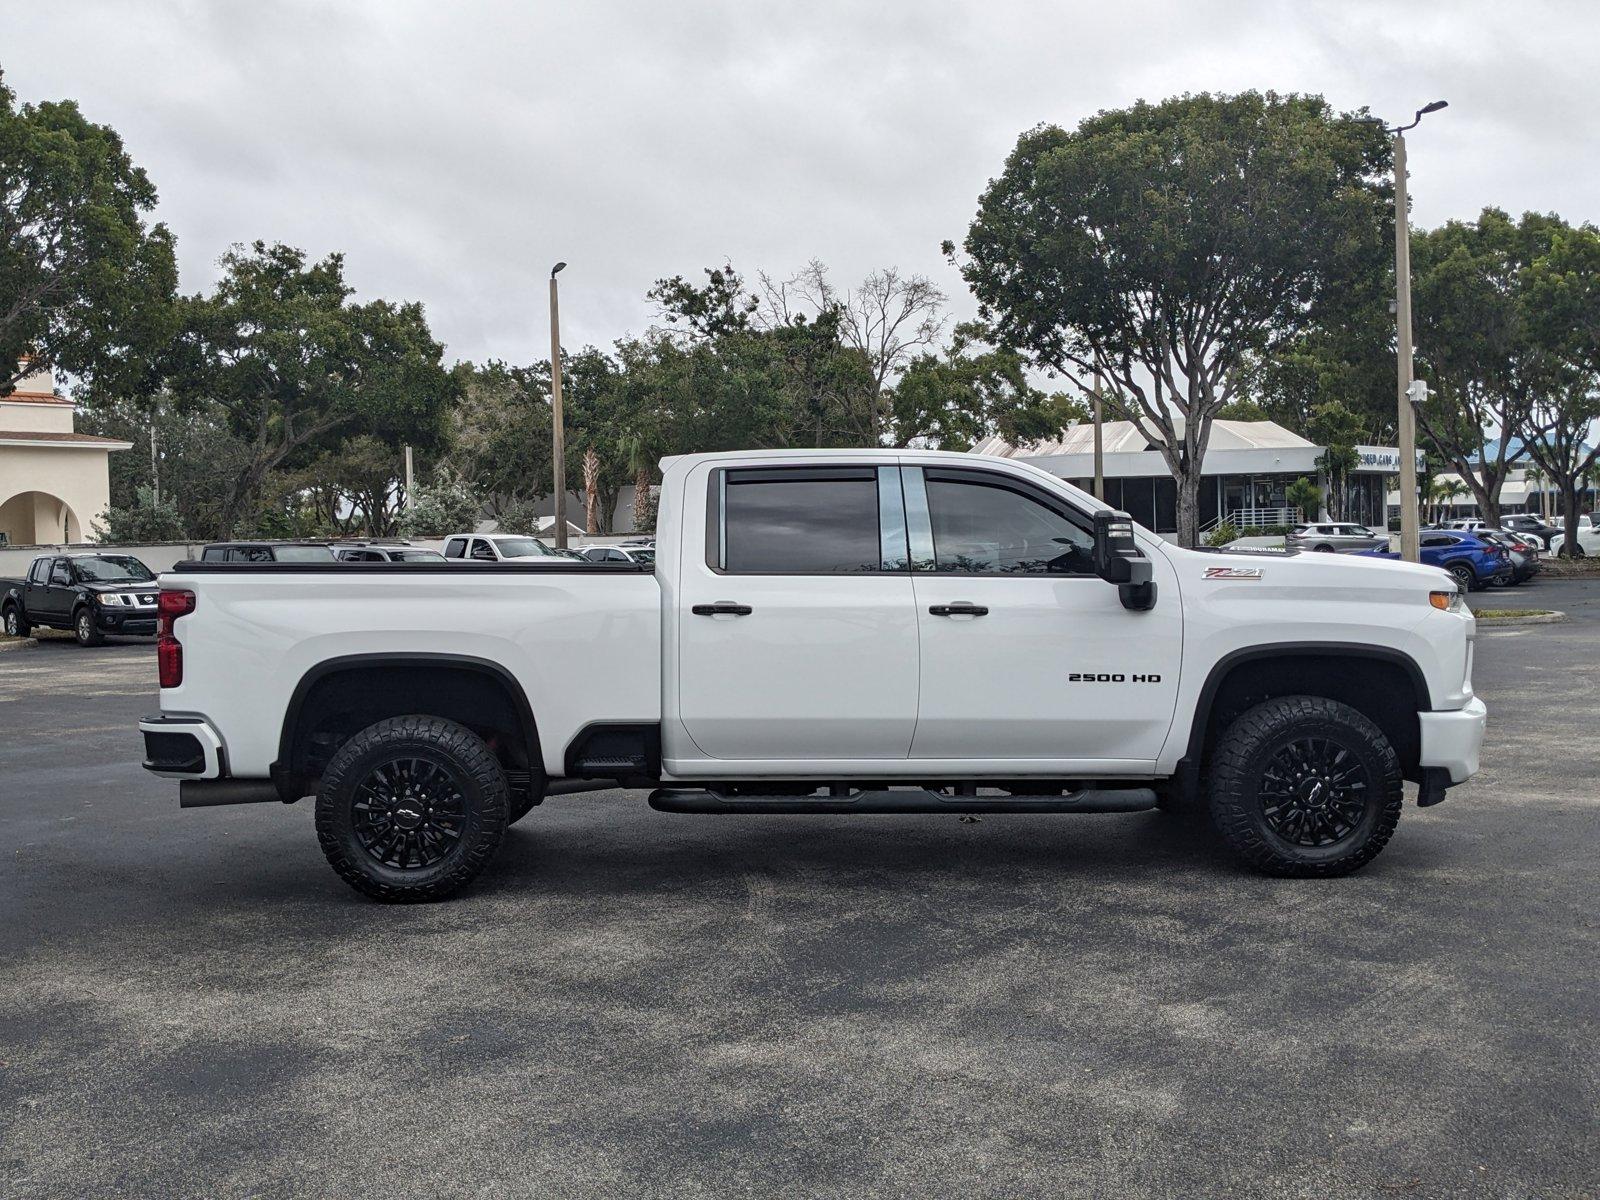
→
(648, 787, 1158, 815)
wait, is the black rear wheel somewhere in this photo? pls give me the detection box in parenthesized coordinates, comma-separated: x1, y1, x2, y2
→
(1448, 562, 1476, 593)
(316, 716, 509, 902)
(1208, 696, 1402, 877)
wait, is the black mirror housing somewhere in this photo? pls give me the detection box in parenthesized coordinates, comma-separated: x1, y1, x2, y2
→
(1093, 510, 1156, 611)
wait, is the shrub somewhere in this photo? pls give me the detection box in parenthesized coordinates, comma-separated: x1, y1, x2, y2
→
(1205, 521, 1240, 548)
(93, 486, 186, 543)
(398, 477, 482, 537)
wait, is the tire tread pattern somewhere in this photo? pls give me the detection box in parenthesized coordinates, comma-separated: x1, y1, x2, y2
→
(315, 715, 509, 903)
(1208, 695, 1403, 878)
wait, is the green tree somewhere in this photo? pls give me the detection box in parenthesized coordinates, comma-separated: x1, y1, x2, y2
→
(397, 474, 480, 537)
(950, 91, 1390, 545)
(888, 322, 1085, 450)
(1307, 401, 1367, 519)
(1519, 219, 1600, 555)
(1410, 209, 1564, 526)
(93, 485, 186, 543)
(0, 69, 178, 396)
(1286, 476, 1324, 522)
(442, 361, 552, 515)
(168, 242, 456, 537)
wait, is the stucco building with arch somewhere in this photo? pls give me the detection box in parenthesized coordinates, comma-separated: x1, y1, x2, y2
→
(0, 360, 130, 545)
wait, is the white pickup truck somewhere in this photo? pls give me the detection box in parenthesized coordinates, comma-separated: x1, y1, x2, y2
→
(140, 449, 1486, 902)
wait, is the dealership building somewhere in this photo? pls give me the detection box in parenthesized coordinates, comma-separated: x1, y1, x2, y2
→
(970, 418, 1404, 534)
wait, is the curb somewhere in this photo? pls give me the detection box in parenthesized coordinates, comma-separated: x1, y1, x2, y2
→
(1473, 610, 1566, 626)
(0, 637, 39, 652)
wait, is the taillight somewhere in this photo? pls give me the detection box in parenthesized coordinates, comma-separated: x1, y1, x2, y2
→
(157, 589, 196, 688)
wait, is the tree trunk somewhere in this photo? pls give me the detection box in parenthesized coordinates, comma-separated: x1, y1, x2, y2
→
(581, 448, 600, 536)
(632, 464, 652, 533)
(1562, 481, 1582, 557)
(1176, 468, 1201, 548)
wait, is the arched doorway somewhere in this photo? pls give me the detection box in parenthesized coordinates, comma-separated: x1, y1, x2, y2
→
(0, 491, 82, 546)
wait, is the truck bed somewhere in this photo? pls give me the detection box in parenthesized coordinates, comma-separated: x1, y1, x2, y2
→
(157, 560, 662, 778)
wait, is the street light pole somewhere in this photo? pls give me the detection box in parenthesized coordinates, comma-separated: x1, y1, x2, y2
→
(1092, 375, 1105, 501)
(1384, 100, 1446, 563)
(548, 262, 568, 549)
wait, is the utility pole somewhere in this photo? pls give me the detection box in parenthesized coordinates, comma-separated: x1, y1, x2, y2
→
(403, 445, 414, 507)
(549, 262, 569, 549)
(1382, 100, 1447, 562)
(1092, 376, 1105, 501)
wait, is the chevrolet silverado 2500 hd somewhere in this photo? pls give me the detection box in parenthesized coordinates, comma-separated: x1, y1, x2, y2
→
(139, 449, 1486, 902)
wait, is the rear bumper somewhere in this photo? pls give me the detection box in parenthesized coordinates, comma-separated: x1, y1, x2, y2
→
(139, 714, 224, 778)
(1418, 696, 1487, 785)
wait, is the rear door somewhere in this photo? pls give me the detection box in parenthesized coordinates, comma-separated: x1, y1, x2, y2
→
(905, 465, 1182, 767)
(675, 462, 919, 762)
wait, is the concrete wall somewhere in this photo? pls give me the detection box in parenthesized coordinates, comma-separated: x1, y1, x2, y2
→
(0, 400, 76, 434)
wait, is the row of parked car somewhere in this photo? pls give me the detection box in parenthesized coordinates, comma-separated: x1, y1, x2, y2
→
(1282, 518, 1565, 592)
(1, 536, 655, 646)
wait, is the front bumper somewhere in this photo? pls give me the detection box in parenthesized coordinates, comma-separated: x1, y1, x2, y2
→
(1418, 696, 1487, 785)
(98, 607, 157, 634)
(139, 714, 225, 778)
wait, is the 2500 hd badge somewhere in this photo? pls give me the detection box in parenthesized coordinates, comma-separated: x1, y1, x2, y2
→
(1068, 672, 1163, 683)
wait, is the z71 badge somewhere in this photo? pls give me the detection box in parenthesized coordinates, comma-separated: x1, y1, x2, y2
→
(1203, 566, 1263, 580)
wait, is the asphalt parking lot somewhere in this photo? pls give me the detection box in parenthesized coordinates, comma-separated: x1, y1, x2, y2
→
(2, 583, 1598, 1199)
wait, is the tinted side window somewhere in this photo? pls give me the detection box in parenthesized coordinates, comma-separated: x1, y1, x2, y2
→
(924, 472, 1095, 576)
(721, 468, 882, 574)
(202, 547, 224, 561)
(29, 559, 47, 583)
(51, 560, 72, 585)
(443, 538, 466, 559)
(1421, 534, 1456, 548)
(469, 539, 496, 561)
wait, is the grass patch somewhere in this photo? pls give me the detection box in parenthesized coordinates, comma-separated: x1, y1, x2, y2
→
(1471, 608, 1553, 619)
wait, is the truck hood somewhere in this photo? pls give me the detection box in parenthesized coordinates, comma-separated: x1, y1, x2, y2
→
(1160, 543, 1456, 593)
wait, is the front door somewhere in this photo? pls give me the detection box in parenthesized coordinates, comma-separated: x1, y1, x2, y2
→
(905, 466, 1183, 768)
(675, 463, 920, 763)
(39, 558, 75, 622)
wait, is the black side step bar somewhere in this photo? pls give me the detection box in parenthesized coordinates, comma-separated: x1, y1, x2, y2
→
(648, 787, 1158, 815)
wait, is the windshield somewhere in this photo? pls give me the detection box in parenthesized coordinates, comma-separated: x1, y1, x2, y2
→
(391, 549, 445, 562)
(275, 545, 337, 561)
(493, 538, 552, 558)
(73, 556, 155, 583)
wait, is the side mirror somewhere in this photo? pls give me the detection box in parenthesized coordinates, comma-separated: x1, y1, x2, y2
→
(1092, 510, 1156, 611)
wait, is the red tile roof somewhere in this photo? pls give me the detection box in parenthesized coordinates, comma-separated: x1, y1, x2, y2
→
(2, 391, 72, 405)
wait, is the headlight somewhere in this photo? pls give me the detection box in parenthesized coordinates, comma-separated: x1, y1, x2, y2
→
(1429, 589, 1464, 613)
(95, 593, 124, 607)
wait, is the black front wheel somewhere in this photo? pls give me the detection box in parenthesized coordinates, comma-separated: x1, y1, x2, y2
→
(75, 608, 104, 646)
(315, 716, 510, 902)
(1207, 696, 1402, 877)
(3, 606, 28, 638)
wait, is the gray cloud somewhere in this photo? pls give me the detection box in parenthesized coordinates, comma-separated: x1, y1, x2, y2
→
(7, 0, 1599, 367)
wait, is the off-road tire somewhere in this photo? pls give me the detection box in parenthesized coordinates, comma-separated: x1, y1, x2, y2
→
(1207, 695, 1402, 878)
(74, 607, 104, 646)
(3, 605, 28, 638)
(1448, 562, 1476, 593)
(315, 715, 509, 902)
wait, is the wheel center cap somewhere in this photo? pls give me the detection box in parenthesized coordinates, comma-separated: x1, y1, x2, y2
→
(1299, 778, 1328, 806)
(392, 802, 425, 830)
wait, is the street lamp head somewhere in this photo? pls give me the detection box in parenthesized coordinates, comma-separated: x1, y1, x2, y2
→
(1419, 100, 1448, 115)
(551, 261, 567, 277)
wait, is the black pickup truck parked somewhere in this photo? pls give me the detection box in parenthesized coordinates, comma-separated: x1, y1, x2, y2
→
(1, 553, 161, 645)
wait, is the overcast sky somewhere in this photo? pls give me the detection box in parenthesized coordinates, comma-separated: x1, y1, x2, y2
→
(8, 0, 1599, 370)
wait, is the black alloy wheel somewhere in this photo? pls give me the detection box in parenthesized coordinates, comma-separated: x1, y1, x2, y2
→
(351, 757, 467, 870)
(1448, 563, 1475, 592)
(1257, 736, 1372, 849)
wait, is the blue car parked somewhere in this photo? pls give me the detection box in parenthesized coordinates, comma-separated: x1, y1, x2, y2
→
(1355, 531, 1512, 592)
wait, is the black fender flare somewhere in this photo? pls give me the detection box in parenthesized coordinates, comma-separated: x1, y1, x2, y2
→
(1180, 642, 1433, 766)
(271, 652, 543, 799)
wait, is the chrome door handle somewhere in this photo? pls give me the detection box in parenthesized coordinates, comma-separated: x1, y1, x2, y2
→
(928, 602, 988, 617)
(692, 601, 754, 616)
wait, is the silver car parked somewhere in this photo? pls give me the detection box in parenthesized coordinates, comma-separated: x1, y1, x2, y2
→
(1286, 522, 1391, 553)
